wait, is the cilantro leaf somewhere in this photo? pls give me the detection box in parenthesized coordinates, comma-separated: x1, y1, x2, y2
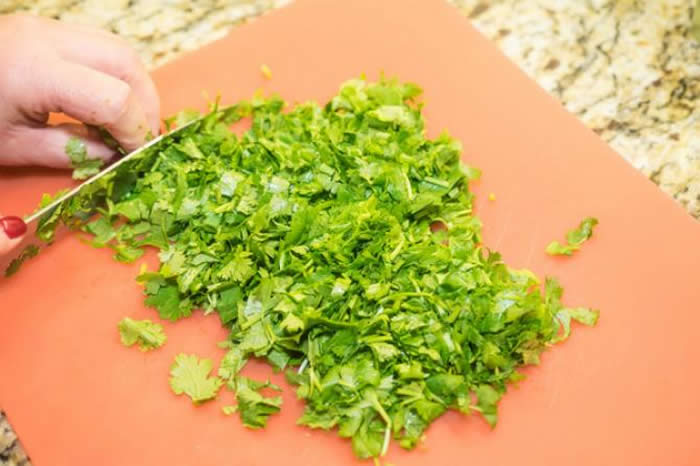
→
(546, 217, 599, 256)
(144, 284, 192, 321)
(554, 307, 600, 343)
(218, 346, 248, 381)
(234, 376, 283, 429)
(65, 137, 104, 180)
(222, 405, 238, 415)
(217, 247, 255, 282)
(475, 384, 501, 428)
(163, 109, 201, 131)
(118, 317, 166, 351)
(169, 354, 223, 404)
(4, 245, 40, 277)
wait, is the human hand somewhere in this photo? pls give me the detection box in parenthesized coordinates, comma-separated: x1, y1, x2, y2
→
(0, 13, 160, 169)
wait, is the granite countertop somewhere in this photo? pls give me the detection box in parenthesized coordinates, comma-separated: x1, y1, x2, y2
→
(0, 0, 698, 464)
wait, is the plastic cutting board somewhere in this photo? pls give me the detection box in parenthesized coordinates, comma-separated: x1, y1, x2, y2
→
(1, 0, 699, 464)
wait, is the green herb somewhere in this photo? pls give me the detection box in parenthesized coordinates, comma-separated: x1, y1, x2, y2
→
(65, 137, 104, 180)
(4, 245, 40, 277)
(232, 376, 283, 428)
(218, 346, 248, 382)
(33, 77, 598, 459)
(163, 109, 201, 132)
(169, 354, 223, 404)
(118, 317, 167, 351)
(545, 278, 599, 344)
(546, 217, 599, 256)
(222, 405, 238, 415)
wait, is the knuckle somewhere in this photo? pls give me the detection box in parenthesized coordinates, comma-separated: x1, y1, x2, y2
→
(101, 80, 132, 126)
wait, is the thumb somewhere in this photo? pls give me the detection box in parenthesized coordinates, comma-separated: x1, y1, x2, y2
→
(0, 216, 27, 256)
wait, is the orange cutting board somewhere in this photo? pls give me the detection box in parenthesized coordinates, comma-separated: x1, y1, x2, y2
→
(2, 0, 699, 465)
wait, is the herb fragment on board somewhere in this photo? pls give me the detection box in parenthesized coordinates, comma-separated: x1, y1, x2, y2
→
(222, 405, 238, 416)
(546, 217, 599, 256)
(4, 245, 40, 277)
(169, 354, 223, 404)
(118, 317, 167, 351)
(233, 376, 283, 429)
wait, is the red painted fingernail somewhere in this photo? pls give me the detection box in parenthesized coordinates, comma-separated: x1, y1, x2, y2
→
(0, 216, 27, 239)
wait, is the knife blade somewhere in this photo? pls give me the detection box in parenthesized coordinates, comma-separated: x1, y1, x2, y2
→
(24, 117, 203, 225)
(1, 117, 203, 277)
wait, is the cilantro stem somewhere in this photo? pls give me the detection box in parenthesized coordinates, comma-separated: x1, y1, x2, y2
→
(298, 358, 308, 375)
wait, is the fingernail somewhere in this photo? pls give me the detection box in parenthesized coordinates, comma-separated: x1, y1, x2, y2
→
(0, 216, 27, 239)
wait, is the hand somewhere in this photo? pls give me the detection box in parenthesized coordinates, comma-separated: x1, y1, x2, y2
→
(0, 13, 161, 169)
(0, 216, 27, 257)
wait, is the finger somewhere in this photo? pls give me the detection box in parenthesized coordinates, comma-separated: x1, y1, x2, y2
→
(49, 21, 161, 135)
(29, 60, 151, 151)
(1, 123, 115, 169)
(0, 216, 27, 257)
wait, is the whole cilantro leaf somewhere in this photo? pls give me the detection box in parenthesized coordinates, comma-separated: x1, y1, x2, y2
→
(169, 353, 223, 404)
(118, 317, 167, 351)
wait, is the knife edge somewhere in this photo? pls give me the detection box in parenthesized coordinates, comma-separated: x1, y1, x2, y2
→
(24, 117, 203, 225)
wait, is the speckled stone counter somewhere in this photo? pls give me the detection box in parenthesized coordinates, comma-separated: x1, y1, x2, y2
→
(0, 0, 698, 463)
(453, 0, 700, 219)
(0, 411, 28, 466)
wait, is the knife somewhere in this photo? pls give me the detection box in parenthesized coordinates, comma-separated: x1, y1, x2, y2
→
(1, 117, 203, 277)
(24, 117, 202, 225)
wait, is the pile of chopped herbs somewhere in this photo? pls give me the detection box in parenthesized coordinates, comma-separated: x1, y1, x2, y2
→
(30, 77, 598, 460)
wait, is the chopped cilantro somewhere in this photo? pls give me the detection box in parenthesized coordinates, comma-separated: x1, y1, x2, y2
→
(234, 376, 283, 429)
(169, 353, 223, 404)
(31, 77, 599, 459)
(546, 217, 599, 256)
(218, 346, 248, 382)
(65, 137, 104, 180)
(118, 317, 166, 351)
(4, 245, 40, 277)
(144, 283, 192, 322)
(222, 405, 238, 416)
